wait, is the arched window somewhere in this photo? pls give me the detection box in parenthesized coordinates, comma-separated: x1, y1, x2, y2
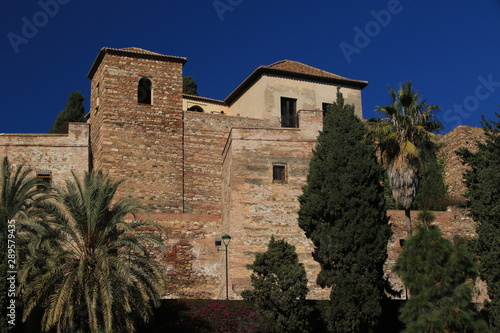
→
(187, 105, 204, 112)
(138, 77, 152, 104)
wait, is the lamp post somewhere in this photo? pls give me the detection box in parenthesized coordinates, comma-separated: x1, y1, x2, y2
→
(215, 233, 231, 299)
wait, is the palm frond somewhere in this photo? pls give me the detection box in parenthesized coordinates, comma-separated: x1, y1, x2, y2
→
(18, 169, 165, 333)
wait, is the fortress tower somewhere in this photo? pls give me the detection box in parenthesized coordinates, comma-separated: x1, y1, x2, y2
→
(87, 47, 187, 213)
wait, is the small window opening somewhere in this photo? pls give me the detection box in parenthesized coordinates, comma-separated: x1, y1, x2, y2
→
(138, 77, 152, 104)
(187, 105, 204, 112)
(322, 103, 333, 123)
(322, 102, 333, 114)
(95, 83, 100, 110)
(273, 163, 287, 183)
(37, 171, 52, 190)
(281, 97, 297, 128)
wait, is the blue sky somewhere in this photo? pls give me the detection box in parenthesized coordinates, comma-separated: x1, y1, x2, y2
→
(1, 0, 499, 134)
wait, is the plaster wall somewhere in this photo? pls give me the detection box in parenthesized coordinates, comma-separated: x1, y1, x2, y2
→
(230, 75, 363, 121)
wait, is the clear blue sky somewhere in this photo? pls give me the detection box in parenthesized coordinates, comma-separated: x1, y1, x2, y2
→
(1, 0, 499, 134)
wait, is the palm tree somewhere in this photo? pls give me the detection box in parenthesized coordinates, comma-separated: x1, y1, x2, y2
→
(369, 81, 443, 237)
(18, 170, 165, 333)
(1, 156, 49, 220)
(1, 156, 49, 330)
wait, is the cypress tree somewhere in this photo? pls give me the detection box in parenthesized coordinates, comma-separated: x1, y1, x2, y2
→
(297, 89, 391, 332)
(412, 153, 449, 211)
(49, 91, 86, 133)
(182, 76, 198, 95)
(457, 113, 500, 330)
(242, 236, 312, 333)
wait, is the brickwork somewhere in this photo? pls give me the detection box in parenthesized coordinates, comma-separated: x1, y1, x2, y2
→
(183, 112, 275, 214)
(440, 125, 485, 201)
(139, 213, 223, 299)
(88, 48, 186, 213)
(0, 123, 89, 186)
(222, 110, 328, 299)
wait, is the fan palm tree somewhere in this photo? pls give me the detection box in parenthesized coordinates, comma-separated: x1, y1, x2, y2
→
(18, 170, 165, 333)
(369, 81, 443, 237)
(1, 156, 49, 330)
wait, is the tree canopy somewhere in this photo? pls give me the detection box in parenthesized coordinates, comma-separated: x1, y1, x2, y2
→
(242, 236, 312, 333)
(369, 81, 443, 237)
(298, 89, 391, 332)
(18, 170, 165, 332)
(394, 216, 486, 332)
(183, 76, 198, 95)
(457, 112, 500, 330)
(0, 157, 49, 330)
(49, 91, 86, 134)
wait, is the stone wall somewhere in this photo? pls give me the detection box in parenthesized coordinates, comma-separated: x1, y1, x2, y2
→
(440, 125, 485, 201)
(183, 112, 275, 215)
(88, 49, 186, 213)
(221, 110, 328, 299)
(141, 213, 223, 299)
(0, 122, 89, 186)
(385, 208, 487, 302)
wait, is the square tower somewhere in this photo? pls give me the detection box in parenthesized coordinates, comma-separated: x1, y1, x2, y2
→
(87, 47, 187, 213)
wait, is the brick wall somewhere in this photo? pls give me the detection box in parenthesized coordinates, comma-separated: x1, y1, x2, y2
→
(0, 122, 89, 186)
(440, 125, 485, 201)
(183, 112, 275, 214)
(88, 49, 186, 213)
(142, 213, 223, 299)
(221, 110, 328, 299)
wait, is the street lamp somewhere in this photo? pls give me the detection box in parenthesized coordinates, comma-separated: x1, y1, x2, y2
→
(215, 233, 231, 299)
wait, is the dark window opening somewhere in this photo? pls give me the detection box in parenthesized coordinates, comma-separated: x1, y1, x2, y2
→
(37, 171, 52, 190)
(322, 103, 333, 114)
(187, 105, 204, 112)
(322, 103, 333, 123)
(281, 97, 297, 128)
(273, 163, 287, 183)
(138, 77, 152, 104)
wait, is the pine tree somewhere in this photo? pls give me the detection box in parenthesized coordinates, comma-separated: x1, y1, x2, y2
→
(242, 236, 312, 333)
(457, 113, 500, 330)
(394, 214, 486, 332)
(49, 91, 86, 133)
(297, 89, 391, 332)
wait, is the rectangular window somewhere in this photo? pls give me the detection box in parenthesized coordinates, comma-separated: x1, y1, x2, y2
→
(322, 102, 333, 114)
(322, 102, 333, 123)
(281, 97, 297, 128)
(273, 163, 287, 183)
(37, 170, 52, 190)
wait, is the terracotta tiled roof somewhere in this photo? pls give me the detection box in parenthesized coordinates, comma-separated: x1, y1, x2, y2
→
(182, 94, 227, 105)
(87, 47, 187, 79)
(265, 60, 353, 81)
(118, 47, 175, 57)
(225, 60, 368, 105)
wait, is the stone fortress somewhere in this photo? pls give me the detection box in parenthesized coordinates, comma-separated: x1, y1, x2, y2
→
(0, 47, 485, 300)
